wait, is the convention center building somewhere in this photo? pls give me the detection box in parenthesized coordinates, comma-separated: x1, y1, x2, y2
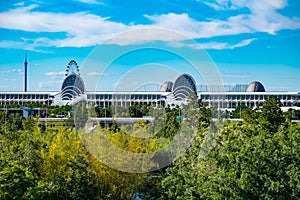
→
(0, 60, 299, 111)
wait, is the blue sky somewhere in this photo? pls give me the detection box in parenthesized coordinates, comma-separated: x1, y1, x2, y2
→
(0, 0, 299, 92)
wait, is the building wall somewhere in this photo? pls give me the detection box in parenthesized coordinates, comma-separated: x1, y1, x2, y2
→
(0, 92, 55, 106)
(0, 91, 299, 110)
(86, 92, 167, 108)
(199, 92, 300, 109)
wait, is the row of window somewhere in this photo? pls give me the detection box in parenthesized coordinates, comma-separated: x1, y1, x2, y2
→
(0, 101, 51, 106)
(205, 101, 296, 109)
(0, 94, 50, 100)
(201, 94, 296, 101)
(227, 102, 294, 108)
(87, 94, 162, 100)
(91, 101, 163, 108)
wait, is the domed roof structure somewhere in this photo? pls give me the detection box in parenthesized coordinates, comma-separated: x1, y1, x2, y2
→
(61, 73, 85, 100)
(160, 81, 173, 92)
(246, 81, 265, 92)
(61, 60, 85, 101)
(172, 74, 197, 100)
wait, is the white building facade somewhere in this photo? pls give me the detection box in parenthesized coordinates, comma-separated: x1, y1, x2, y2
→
(0, 60, 299, 111)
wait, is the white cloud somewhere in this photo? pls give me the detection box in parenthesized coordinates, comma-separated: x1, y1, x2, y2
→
(38, 80, 63, 91)
(0, 5, 128, 47)
(199, 0, 299, 35)
(201, 0, 246, 10)
(45, 71, 65, 79)
(202, 0, 287, 11)
(88, 72, 103, 76)
(105, 27, 187, 45)
(77, 0, 105, 5)
(146, 10, 300, 38)
(0, 68, 24, 74)
(202, 38, 256, 50)
(45, 71, 65, 76)
(169, 38, 256, 50)
(17, 69, 23, 76)
(13, 2, 25, 7)
(0, 40, 25, 48)
(0, 1, 299, 49)
(4, 78, 17, 81)
(0, 40, 54, 53)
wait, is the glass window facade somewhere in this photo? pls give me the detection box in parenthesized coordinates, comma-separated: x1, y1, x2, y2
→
(172, 74, 197, 101)
(61, 73, 85, 100)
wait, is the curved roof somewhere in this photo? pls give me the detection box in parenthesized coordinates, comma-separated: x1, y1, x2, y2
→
(160, 81, 173, 92)
(61, 73, 85, 100)
(172, 74, 197, 100)
(246, 81, 265, 92)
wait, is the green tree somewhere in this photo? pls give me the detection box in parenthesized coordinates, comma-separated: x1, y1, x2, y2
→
(157, 96, 299, 199)
(0, 162, 36, 200)
(259, 96, 284, 132)
(95, 106, 112, 117)
(231, 104, 248, 119)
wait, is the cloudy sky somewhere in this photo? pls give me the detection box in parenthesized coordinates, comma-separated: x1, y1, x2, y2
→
(0, 0, 299, 91)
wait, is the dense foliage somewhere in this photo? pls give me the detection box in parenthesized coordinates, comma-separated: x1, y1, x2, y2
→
(155, 96, 300, 199)
(0, 96, 299, 199)
(0, 113, 147, 199)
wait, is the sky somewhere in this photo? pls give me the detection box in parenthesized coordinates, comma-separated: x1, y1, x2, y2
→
(0, 0, 299, 92)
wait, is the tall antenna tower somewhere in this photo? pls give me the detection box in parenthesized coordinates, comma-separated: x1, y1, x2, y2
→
(24, 53, 28, 92)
